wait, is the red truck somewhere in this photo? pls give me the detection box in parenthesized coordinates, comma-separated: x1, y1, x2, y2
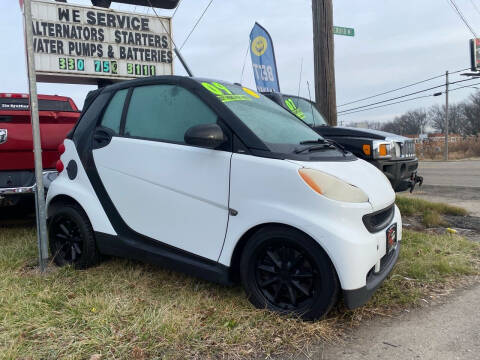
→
(0, 93, 80, 208)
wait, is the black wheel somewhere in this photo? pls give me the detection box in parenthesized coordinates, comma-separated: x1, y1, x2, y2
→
(240, 226, 339, 320)
(48, 203, 100, 269)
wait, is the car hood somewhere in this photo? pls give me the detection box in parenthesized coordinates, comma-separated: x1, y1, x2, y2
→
(289, 158, 395, 210)
(314, 126, 408, 142)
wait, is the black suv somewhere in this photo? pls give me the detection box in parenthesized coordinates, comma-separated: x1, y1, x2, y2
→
(264, 93, 423, 192)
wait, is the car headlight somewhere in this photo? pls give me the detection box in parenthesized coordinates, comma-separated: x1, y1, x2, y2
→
(372, 140, 393, 159)
(298, 168, 369, 203)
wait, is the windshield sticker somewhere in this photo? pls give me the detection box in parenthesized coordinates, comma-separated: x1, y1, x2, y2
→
(202, 82, 252, 103)
(285, 98, 306, 120)
(242, 87, 260, 98)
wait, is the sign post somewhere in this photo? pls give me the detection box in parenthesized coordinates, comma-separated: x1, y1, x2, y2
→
(333, 26, 355, 37)
(21, 0, 175, 272)
(22, 0, 49, 272)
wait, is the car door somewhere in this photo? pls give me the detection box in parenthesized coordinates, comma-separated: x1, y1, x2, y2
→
(92, 84, 232, 261)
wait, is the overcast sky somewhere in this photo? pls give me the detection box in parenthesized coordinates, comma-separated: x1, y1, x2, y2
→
(0, 0, 479, 125)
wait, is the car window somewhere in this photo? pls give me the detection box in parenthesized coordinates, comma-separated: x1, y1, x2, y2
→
(124, 85, 217, 144)
(201, 82, 323, 147)
(100, 89, 128, 134)
(282, 96, 328, 126)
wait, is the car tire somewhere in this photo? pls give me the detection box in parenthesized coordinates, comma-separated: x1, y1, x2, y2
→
(48, 203, 100, 269)
(240, 225, 339, 320)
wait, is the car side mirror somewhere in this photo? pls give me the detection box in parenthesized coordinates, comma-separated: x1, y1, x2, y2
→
(184, 123, 226, 149)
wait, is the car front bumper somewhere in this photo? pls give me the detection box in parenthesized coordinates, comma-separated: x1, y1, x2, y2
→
(372, 158, 419, 192)
(343, 241, 400, 309)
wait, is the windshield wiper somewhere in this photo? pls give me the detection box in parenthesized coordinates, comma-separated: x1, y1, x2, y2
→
(294, 143, 335, 154)
(299, 138, 326, 145)
(326, 139, 349, 156)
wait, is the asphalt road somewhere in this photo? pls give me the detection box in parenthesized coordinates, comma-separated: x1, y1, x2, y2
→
(418, 160, 480, 188)
(317, 284, 480, 360)
(408, 160, 480, 217)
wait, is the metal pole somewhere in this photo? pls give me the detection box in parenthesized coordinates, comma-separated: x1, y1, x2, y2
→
(444, 71, 449, 161)
(23, 0, 49, 272)
(174, 48, 194, 77)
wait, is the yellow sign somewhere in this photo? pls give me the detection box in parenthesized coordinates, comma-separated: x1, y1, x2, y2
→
(251, 36, 268, 56)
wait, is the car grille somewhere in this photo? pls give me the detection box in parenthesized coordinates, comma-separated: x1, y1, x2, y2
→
(393, 140, 416, 159)
(362, 204, 395, 233)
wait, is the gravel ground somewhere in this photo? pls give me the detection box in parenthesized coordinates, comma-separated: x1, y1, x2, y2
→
(312, 283, 480, 360)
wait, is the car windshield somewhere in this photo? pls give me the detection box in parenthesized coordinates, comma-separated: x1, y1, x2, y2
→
(281, 96, 328, 127)
(200, 81, 324, 151)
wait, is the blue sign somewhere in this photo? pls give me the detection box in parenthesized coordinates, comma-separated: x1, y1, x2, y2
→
(249, 23, 281, 93)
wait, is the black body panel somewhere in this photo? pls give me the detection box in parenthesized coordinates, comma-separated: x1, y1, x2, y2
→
(95, 232, 232, 285)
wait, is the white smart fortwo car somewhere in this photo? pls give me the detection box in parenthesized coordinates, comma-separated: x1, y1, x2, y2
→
(46, 76, 401, 319)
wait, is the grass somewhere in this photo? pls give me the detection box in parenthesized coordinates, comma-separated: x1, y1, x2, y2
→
(363, 231, 479, 310)
(0, 225, 479, 359)
(396, 196, 467, 227)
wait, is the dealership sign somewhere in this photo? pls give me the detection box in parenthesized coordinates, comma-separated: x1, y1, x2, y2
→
(29, 0, 173, 84)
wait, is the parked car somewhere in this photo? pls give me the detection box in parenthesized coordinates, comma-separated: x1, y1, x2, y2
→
(46, 77, 401, 319)
(263, 93, 423, 192)
(0, 93, 80, 208)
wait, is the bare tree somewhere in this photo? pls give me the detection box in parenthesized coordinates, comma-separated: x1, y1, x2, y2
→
(428, 103, 465, 135)
(462, 92, 480, 136)
(382, 109, 427, 136)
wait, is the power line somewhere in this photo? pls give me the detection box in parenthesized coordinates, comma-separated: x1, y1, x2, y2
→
(338, 74, 444, 107)
(339, 81, 480, 117)
(171, 0, 183, 19)
(147, 0, 180, 52)
(449, 80, 480, 93)
(179, 0, 215, 51)
(470, 0, 480, 18)
(338, 77, 477, 114)
(338, 67, 470, 107)
(446, 0, 478, 37)
(339, 95, 432, 116)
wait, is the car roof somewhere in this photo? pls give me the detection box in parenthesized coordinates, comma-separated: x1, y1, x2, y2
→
(98, 76, 236, 93)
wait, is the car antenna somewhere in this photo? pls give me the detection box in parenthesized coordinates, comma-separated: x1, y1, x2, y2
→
(295, 58, 303, 109)
(147, 0, 194, 77)
(306, 81, 316, 127)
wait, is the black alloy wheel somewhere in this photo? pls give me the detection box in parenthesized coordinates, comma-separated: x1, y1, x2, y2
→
(48, 203, 100, 269)
(240, 226, 339, 320)
(255, 243, 318, 311)
(50, 215, 83, 264)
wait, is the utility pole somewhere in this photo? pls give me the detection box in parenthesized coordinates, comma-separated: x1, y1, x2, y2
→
(312, 0, 337, 126)
(444, 71, 449, 161)
(23, 0, 49, 272)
